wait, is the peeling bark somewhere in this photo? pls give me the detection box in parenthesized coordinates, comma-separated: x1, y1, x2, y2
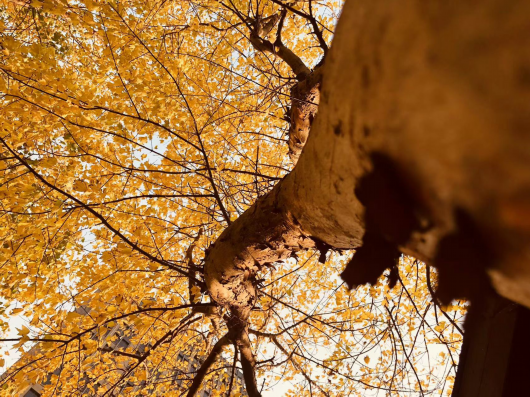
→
(205, 184, 316, 322)
(187, 228, 203, 303)
(287, 68, 322, 164)
(205, 0, 530, 391)
(207, 0, 530, 313)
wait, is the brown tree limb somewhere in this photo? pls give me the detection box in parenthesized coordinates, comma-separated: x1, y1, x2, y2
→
(222, 168, 282, 181)
(286, 67, 322, 163)
(227, 318, 262, 397)
(205, 0, 530, 325)
(185, 333, 230, 397)
(270, 0, 328, 55)
(248, 31, 310, 80)
(226, 344, 238, 396)
(222, 3, 312, 80)
(187, 228, 204, 303)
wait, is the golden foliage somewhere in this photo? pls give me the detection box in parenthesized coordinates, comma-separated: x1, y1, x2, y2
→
(0, 0, 463, 395)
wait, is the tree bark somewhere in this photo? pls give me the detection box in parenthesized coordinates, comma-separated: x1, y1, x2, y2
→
(287, 68, 322, 164)
(205, 0, 530, 359)
(202, 0, 530, 394)
(186, 334, 230, 397)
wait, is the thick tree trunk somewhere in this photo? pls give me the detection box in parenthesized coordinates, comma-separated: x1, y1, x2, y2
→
(303, 0, 530, 305)
(186, 334, 230, 397)
(205, 0, 530, 385)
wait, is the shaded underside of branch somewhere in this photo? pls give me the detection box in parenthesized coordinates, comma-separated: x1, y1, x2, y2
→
(186, 333, 230, 397)
(202, 0, 530, 393)
(205, 0, 530, 344)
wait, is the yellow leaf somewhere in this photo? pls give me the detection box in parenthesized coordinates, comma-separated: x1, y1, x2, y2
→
(73, 180, 89, 192)
(17, 326, 30, 337)
(191, 285, 201, 302)
(102, 251, 113, 262)
(66, 311, 82, 322)
(117, 242, 133, 255)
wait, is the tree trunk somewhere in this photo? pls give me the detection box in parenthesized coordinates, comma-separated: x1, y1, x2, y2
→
(205, 0, 530, 384)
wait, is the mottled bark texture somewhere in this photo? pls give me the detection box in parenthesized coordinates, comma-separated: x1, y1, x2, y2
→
(287, 68, 322, 163)
(205, 183, 316, 322)
(205, 0, 530, 391)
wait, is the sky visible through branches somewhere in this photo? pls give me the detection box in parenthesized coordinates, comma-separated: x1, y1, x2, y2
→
(0, 0, 465, 395)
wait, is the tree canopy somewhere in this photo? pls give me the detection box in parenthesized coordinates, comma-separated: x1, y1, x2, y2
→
(0, 0, 465, 396)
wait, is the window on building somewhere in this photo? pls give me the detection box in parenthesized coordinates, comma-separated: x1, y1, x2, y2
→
(23, 388, 41, 397)
(114, 337, 130, 350)
(136, 343, 147, 354)
(118, 381, 135, 393)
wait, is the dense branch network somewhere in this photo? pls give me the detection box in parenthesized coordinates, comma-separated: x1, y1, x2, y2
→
(0, 1, 467, 396)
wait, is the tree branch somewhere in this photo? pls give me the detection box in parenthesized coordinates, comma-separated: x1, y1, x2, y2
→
(230, 322, 261, 397)
(0, 136, 196, 279)
(226, 344, 238, 396)
(187, 228, 204, 303)
(271, 0, 328, 55)
(186, 333, 230, 397)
